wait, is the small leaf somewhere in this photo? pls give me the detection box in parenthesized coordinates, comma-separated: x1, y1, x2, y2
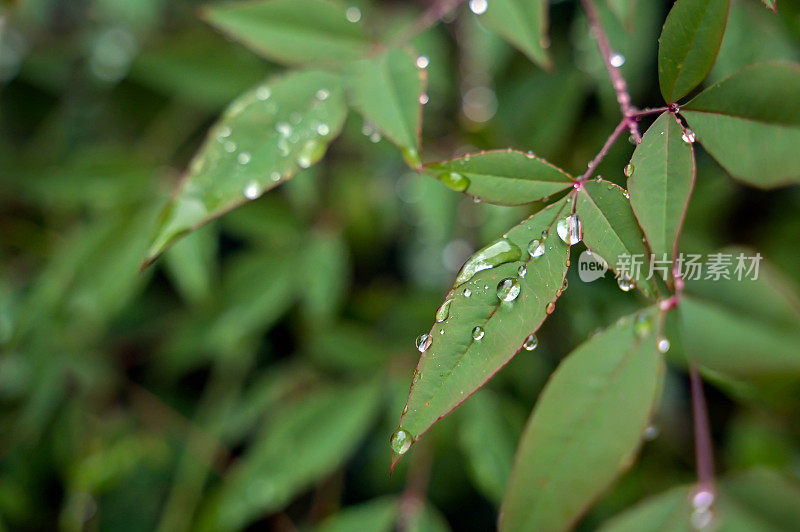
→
(163, 224, 218, 305)
(627, 113, 694, 264)
(500, 309, 665, 532)
(680, 247, 800, 378)
(394, 196, 572, 449)
(201, 0, 370, 66)
(682, 62, 800, 187)
(199, 381, 381, 531)
(576, 179, 657, 298)
(658, 0, 731, 102)
(347, 48, 425, 167)
(761, 0, 777, 12)
(474, 0, 551, 70)
(300, 229, 350, 323)
(425, 150, 573, 205)
(144, 70, 347, 265)
(314, 497, 399, 532)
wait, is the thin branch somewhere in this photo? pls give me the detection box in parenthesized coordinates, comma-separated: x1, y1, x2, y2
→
(391, 0, 468, 47)
(689, 365, 715, 493)
(577, 118, 629, 182)
(581, 0, 641, 142)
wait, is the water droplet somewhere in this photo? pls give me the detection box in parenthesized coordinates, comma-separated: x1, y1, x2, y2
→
(692, 489, 714, 509)
(297, 140, 325, 169)
(316, 88, 330, 101)
(634, 314, 653, 338)
(617, 275, 635, 292)
(517, 265, 527, 277)
(439, 171, 470, 192)
(415, 55, 429, 69)
(345, 6, 361, 22)
(497, 278, 521, 302)
(390, 428, 413, 454)
(523, 333, 538, 351)
(472, 326, 485, 340)
(224, 141, 236, 153)
(244, 181, 260, 200)
(218, 126, 232, 139)
(623, 190, 630, 199)
(454, 238, 522, 286)
(419, 93, 429, 105)
(644, 425, 659, 440)
(316, 123, 330, 136)
(463, 288, 472, 297)
(416, 333, 432, 353)
(546, 302, 556, 314)
(610, 53, 626, 67)
(276, 122, 292, 137)
(557, 214, 582, 245)
(270, 172, 281, 182)
(624, 162, 634, 177)
(690, 508, 713, 530)
(278, 139, 290, 156)
(436, 299, 453, 322)
(369, 131, 382, 143)
(256, 86, 271, 100)
(657, 337, 670, 353)
(469, 0, 488, 15)
(238, 151, 251, 165)
(682, 129, 696, 143)
(562, 278, 568, 291)
(527, 239, 546, 258)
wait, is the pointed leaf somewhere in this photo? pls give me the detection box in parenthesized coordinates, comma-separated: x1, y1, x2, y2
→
(627, 113, 695, 263)
(394, 197, 573, 447)
(576, 179, 657, 298)
(201, 0, 370, 66)
(680, 247, 800, 378)
(658, 0, 731, 102)
(761, 0, 777, 12)
(500, 309, 665, 532)
(682, 62, 800, 187)
(144, 71, 347, 265)
(347, 48, 425, 167)
(425, 150, 574, 205)
(473, 0, 551, 70)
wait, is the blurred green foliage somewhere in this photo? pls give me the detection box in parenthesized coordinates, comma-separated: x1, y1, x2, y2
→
(2, 0, 800, 530)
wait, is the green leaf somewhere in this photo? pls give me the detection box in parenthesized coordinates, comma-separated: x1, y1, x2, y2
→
(606, 0, 637, 30)
(473, 0, 551, 70)
(658, 0, 731, 102)
(500, 309, 665, 532)
(314, 497, 399, 532)
(199, 381, 381, 531)
(627, 113, 695, 263)
(144, 70, 347, 265)
(201, 0, 370, 66)
(761, 0, 777, 12)
(679, 247, 800, 378)
(576, 179, 658, 298)
(394, 197, 572, 451)
(163, 224, 218, 305)
(682, 62, 800, 187)
(300, 230, 350, 323)
(347, 48, 425, 168)
(425, 150, 574, 205)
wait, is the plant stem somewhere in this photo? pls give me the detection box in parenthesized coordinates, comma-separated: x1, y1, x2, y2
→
(581, 0, 641, 143)
(392, 0, 468, 47)
(578, 118, 629, 182)
(689, 364, 715, 493)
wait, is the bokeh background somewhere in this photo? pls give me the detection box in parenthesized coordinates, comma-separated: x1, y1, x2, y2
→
(2, 0, 800, 530)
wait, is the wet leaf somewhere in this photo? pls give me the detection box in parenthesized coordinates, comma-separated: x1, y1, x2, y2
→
(576, 179, 657, 298)
(144, 70, 347, 265)
(425, 150, 573, 205)
(474, 0, 551, 70)
(682, 62, 800, 187)
(627, 113, 695, 264)
(658, 0, 731, 102)
(201, 0, 370, 66)
(394, 196, 572, 454)
(500, 309, 664, 532)
(347, 48, 425, 168)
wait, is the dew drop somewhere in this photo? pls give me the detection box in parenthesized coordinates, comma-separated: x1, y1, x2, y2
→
(270, 172, 281, 182)
(644, 425, 660, 440)
(419, 93, 430, 105)
(610, 53, 626, 67)
(692, 489, 714, 509)
(415, 55, 430, 69)
(256, 86, 271, 100)
(463, 288, 472, 297)
(276, 122, 292, 137)
(416, 333, 432, 353)
(217, 126, 232, 139)
(316, 88, 330, 101)
(690, 508, 713, 530)
(562, 278, 568, 291)
(624, 162, 634, 177)
(496, 277, 521, 302)
(454, 238, 521, 286)
(223, 141, 236, 153)
(237, 151, 251, 165)
(527, 239, 546, 258)
(244, 181, 260, 200)
(517, 265, 527, 278)
(617, 275, 635, 292)
(390, 428, 413, 454)
(297, 139, 325, 169)
(316, 123, 330, 136)
(623, 190, 630, 199)
(556, 214, 582, 245)
(657, 337, 671, 353)
(523, 333, 538, 351)
(469, 0, 488, 15)
(439, 171, 470, 192)
(436, 299, 453, 322)
(345, 6, 361, 22)
(682, 129, 696, 143)
(369, 131, 382, 143)
(472, 326, 485, 340)
(546, 302, 556, 314)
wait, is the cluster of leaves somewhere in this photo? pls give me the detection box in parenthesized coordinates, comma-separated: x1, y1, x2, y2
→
(3, 0, 800, 530)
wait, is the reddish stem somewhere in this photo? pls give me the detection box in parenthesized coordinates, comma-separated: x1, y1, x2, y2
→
(578, 118, 629, 183)
(689, 365, 715, 493)
(392, 0, 468, 46)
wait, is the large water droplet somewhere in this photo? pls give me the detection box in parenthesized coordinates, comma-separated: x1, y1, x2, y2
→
(469, 0, 488, 15)
(557, 214, 582, 245)
(617, 275, 635, 292)
(624, 162, 634, 177)
(472, 326, 485, 340)
(523, 333, 538, 351)
(416, 333, 432, 353)
(657, 337, 670, 353)
(496, 278, 521, 302)
(390, 428, 413, 454)
(454, 238, 521, 286)
(527, 239, 546, 258)
(682, 129, 696, 143)
(244, 181, 260, 200)
(463, 288, 472, 297)
(439, 171, 470, 192)
(436, 299, 453, 322)
(297, 140, 325, 169)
